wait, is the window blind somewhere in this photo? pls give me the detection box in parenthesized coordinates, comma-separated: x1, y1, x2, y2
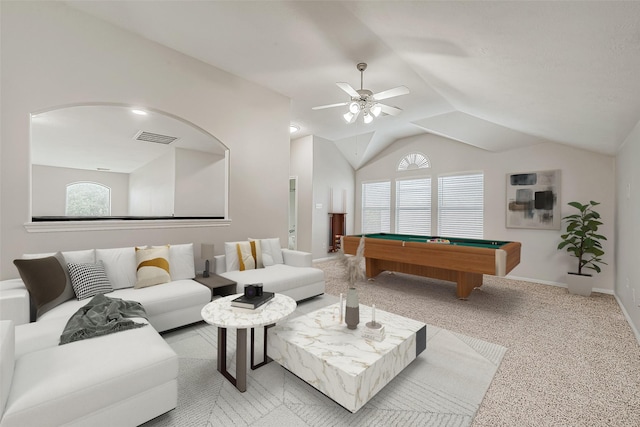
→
(362, 181, 390, 233)
(438, 173, 484, 238)
(396, 178, 431, 234)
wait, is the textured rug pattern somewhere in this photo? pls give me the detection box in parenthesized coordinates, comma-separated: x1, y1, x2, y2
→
(316, 258, 640, 426)
(143, 292, 506, 426)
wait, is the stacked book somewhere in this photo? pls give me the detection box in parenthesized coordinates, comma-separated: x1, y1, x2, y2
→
(231, 291, 274, 309)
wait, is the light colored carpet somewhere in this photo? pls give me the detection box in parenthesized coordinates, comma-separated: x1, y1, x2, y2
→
(315, 259, 640, 426)
(143, 292, 506, 427)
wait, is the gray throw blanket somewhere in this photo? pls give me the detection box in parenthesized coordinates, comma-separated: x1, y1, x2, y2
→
(59, 294, 148, 345)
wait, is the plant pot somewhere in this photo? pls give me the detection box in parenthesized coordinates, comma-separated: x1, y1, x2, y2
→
(566, 272, 593, 296)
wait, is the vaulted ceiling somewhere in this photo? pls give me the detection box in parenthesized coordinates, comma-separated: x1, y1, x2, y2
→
(66, 1, 640, 169)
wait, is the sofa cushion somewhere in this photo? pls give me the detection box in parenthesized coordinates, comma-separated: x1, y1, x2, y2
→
(96, 247, 137, 290)
(256, 238, 284, 266)
(220, 264, 324, 294)
(165, 243, 196, 280)
(12, 253, 75, 318)
(0, 321, 14, 420)
(224, 241, 245, 272)
(22, 249, 95, 265)
(135, 246, 171, 288)
(111, 280, 210, 317)
(2, 323, 177, 427)
(68, 261, 113, 300)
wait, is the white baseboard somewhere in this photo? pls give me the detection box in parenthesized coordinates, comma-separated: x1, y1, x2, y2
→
(614, 294, 640, 345)
(507, 275, 614, 295)
(313, 255, 341, 263)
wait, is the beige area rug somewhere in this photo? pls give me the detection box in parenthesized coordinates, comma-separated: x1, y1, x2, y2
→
(315, 258, 640, 426)
(143, 292, 506, 427)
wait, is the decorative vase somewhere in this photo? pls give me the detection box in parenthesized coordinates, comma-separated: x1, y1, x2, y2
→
(345, 287, 359, 329)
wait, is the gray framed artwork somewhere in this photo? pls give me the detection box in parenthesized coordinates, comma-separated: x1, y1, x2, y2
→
(506, 170, 560, 230)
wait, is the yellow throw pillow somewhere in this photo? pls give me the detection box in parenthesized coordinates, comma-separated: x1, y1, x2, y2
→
(135, 246, 171, 288)
(236, 241, 264, 271)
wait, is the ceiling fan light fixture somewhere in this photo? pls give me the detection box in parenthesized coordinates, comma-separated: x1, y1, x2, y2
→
(343, 111, 355, 123)
(349, 102, 360, 114)
(363, 111, 373, 124)
(371, 104, 382, 117)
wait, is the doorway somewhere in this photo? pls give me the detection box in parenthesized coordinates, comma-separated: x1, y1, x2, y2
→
(288, 177, 298, 249)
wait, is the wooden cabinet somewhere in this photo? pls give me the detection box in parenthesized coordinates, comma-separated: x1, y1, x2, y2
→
(329, 213, 346, 253)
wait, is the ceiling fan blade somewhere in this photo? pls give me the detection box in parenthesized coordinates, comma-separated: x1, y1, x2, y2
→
(336, 82, 360, 98)
(380, 104, 403, 116)
(372, 86, 410, 101)
(312, 101, 349, 110)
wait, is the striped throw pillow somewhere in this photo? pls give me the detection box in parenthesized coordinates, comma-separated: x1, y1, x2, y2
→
(236, 240, 263, 271)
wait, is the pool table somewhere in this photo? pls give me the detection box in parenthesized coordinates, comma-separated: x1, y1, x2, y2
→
(342, 233, 521, 299)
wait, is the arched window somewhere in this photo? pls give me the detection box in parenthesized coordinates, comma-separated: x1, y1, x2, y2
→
(397, 152, 430, 172)
(65, 182, 111, 216)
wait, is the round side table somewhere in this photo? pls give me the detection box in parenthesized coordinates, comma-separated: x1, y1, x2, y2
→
(201, 293, 296, 392)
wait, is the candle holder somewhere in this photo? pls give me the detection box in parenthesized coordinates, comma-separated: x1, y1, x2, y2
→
(362, 304, 385, 341)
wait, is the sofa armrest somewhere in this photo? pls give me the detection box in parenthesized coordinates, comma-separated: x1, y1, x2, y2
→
(214, 255, 226, 274)
(0, 320, 15, 419)
(281, 249, 312, 268)
(0, 280, 30, 326)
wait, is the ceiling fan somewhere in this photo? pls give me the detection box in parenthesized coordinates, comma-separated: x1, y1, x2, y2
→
(312, 62, 409, 124)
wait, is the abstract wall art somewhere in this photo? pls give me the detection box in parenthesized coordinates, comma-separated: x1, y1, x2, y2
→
(506, 169, 560, 230)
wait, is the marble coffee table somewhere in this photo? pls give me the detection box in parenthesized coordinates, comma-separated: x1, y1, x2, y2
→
(267, 302, 427, 412)
(201, 293, 296, 392)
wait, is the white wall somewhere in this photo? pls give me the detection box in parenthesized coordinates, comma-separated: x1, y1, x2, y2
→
(32, 165, 129, 216)
(129, 150, 175, 216)
(615, 119, 640, 338)
(355, 133, 616, 291)
(311, 136, 355, 260)
(174, 148, 225, 217)
(0, 2, 290, 277)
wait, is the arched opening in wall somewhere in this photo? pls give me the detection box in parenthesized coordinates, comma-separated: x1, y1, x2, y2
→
(66, 181, 111, 216)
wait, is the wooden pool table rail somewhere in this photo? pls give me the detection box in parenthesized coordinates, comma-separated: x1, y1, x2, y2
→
(342, 236, 521, 299)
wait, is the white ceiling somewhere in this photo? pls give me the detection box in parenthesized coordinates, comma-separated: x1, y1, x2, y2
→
(65, 1, 640, 169)
(32, 105, 226, 173)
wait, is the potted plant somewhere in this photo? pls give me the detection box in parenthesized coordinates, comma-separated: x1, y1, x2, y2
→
(557, 201, 607, 296)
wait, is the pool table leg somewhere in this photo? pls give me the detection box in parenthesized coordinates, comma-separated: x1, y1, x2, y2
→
(456, 272, 484, 299)
(365, 258, 383, 278)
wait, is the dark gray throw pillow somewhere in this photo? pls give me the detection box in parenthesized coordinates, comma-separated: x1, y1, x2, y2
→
(13, 252, 75, 319)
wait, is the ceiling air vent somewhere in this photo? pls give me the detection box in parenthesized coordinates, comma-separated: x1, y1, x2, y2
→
(134, 130, 179, 145)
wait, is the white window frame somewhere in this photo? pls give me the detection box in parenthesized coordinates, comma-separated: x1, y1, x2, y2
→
(65, 181, 111, 216)
(362, 180, 391, 234)
(395, 177, 431, 235)
(397, 152, 430, 172)
(437, 172, 484, 239)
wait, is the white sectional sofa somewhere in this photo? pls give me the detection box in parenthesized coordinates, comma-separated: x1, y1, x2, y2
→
(0, 240, 324, 426)
(0, 318, 177, 427)
(0, 243, 208, 426)
(215, 238, 325, 302)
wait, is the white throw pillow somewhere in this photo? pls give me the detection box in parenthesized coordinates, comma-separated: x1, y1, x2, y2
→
(256, 238, 284, 267)
(224, 241, 245, 272)
(95, 247, 137, 290)
(22, 249, 95, 265)
(153, 243, 195, 280)
(61, 249, 96, 265)
(135, 246, 171, 288)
